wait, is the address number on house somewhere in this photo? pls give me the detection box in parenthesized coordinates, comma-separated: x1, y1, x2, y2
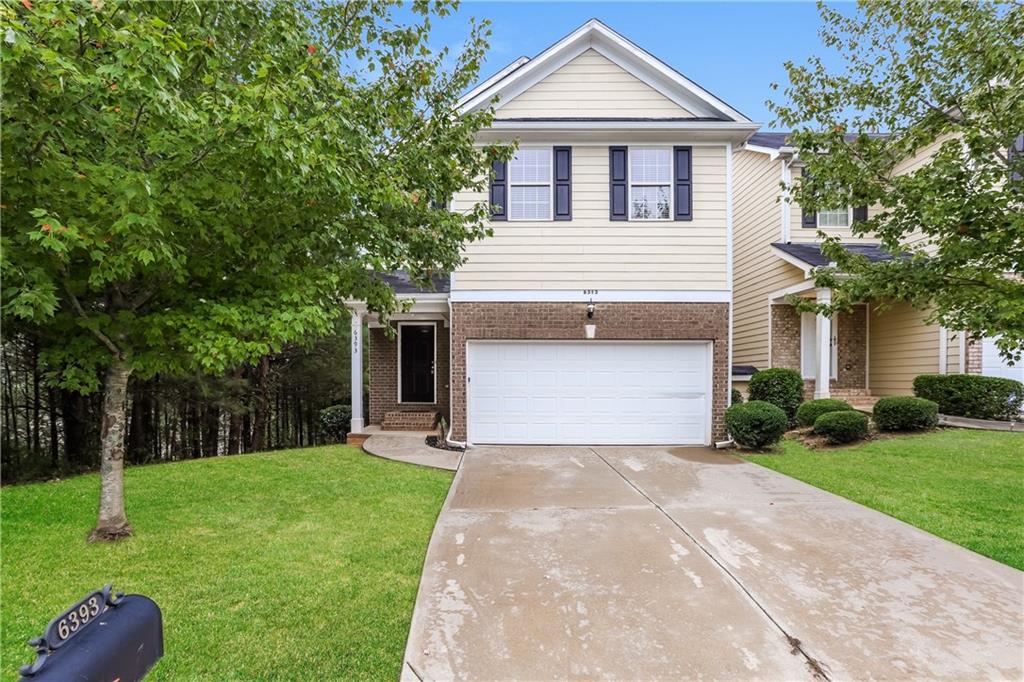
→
(582, 289, 599, 295)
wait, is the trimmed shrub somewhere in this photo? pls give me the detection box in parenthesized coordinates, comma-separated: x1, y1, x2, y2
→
(873, 396, 938, 432)
(795, 398, 854, 428)
(319, 404, 353, 443)
(913, 374, 1024, 421)
(813, 410, 869, 444)
(725, 400, 788, 449)
(747, 368, 804, 423)
(731, 388, 744, 405)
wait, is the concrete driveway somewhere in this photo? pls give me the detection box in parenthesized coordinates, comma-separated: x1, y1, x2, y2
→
(401, 446, 1023, 681)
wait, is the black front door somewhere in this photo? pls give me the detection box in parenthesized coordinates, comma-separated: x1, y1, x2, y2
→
(400, 324, 435, 403)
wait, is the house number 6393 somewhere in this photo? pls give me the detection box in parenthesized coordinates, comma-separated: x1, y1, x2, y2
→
(56, 597, 101, 640)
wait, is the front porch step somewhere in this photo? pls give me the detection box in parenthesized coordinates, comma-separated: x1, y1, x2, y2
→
(381, 410, 439, 431)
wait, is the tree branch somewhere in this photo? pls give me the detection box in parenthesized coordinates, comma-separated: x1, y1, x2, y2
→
(62, 281, 124, 359)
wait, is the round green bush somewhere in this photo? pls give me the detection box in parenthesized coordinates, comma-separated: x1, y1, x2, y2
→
(795, 398, 854, 428)
(725, 400, 788, 449)
(873, 396, 938, 432)
(913, 374, 1023, 421)
(747, 368, 804, 423)
(319, 404, 353, 443)
(813, 410, 869, 444)
(731, 388, 744, 405)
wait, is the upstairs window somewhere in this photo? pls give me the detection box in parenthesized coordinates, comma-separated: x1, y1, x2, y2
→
(817, 208, 851, 228)
(629, 148, 671, 220)
(508, 148, 552, 220)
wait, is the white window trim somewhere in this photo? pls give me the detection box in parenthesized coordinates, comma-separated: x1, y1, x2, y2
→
(816, 206, 853, 230)
(628, 146, 673, 222)
(397, 321, 437, 405)
(508, 146, 554, 222)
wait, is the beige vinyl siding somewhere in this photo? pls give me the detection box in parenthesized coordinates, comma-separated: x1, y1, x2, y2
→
(890, 134, 958, 249)
(451, 144, 728, 290)
(731, 150, 806, 368)
(496, 49, 694, 118)
(788, 166, 880, 244)
(868, 302, 942, 395)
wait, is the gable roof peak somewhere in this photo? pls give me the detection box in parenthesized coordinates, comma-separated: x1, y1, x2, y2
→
(459, 19, 751, 123)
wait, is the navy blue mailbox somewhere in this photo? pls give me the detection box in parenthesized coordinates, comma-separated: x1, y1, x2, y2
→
(19, 585, 163, 681)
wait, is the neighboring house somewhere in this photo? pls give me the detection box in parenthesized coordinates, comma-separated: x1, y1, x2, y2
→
(346, 20, 1019, 446)
(346, 20, 757, 445)
(733, 133, 1021, 404)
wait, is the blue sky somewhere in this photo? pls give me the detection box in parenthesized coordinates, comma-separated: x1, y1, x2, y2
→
(420, 2, 839, 131)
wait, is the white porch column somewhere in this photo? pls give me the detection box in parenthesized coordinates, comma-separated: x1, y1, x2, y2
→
(350, 310, 365, 433)
(814, 288, 832, 399)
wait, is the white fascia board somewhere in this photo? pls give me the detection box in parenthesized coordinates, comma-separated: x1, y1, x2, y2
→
(767, 278, 817, 303)
(488, 120, 760, 131)
(459, 19, 749, 122)
(769, 245, 814, 276)
(742, 143, 781, 160)
(456, 56, 531, 109)
(449, 290, 731, 303)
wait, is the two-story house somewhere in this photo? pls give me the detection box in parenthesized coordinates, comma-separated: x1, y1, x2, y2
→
(346, 20, 757, 446)
(732, 134, 1022, 406)
(346, 20, 1020, 447)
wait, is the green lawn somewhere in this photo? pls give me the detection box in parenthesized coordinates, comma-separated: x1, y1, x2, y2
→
(746, 429, 1024, 570)
(0, 446, 453, 681)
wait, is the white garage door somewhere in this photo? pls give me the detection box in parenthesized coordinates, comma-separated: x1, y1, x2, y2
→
(466, 341, 711, 445)
(982, 336, 1024, 382)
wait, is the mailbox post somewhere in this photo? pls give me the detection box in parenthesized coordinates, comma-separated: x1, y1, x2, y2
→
(19, 585, 163, 682)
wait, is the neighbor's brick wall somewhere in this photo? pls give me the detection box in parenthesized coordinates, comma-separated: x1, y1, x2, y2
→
(770, 305, 801, 372)
(450, 302, 730, 443)
(368, 323, 450, 425)
(834, 306, 867, 390)
(771, 304, 867, 393)
(965, 338, 983, 375)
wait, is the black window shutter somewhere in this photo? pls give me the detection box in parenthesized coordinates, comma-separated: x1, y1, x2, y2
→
(609, 146, 628, 221)
(852, 205, 868, 223)
(673, 146, 693, 221)
(553, 146, 572, 220)
(490, 159, 507, 221)
(800, 168, 816, 228)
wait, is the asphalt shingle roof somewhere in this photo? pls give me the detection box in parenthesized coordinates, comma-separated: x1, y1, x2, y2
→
(378, 270, 450, 295)
(771, 242, 898, 268)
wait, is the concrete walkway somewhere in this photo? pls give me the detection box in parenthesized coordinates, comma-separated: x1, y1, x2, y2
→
(402, 446, 1023, 681)
(362, 430, 462, 471)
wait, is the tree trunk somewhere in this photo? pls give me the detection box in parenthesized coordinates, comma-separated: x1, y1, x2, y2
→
(89, 360, 133, 541)
(48, 387, 60, 469)
(127, 381, 148, 464)
(202, 405, 219, 457)
(227, 411, 242, 455)
(31, 341, 41, 454)
(61, 389, 88, 466)
(250, 356, 269, 452)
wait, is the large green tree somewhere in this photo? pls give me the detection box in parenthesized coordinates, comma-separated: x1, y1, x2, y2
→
(770, 0, 1024, 360)
(2, 0, 500, 539)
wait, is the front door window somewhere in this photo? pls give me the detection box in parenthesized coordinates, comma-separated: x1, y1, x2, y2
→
(399, 324, 435, 403)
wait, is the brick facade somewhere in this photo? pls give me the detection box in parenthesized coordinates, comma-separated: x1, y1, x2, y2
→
(449, 302, 731, 443)
(770, 305, 801, 372)
(368, 322, 450, 426)
(834, 306, 867, 390)
(770, 304, 867, 393)
(966, 337, 983, 375)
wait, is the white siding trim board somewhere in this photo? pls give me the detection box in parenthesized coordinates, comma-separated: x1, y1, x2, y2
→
(450, 290, 731, 303)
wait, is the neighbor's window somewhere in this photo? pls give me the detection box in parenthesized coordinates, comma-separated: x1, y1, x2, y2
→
(817, 208, 851, 228)
(508, 148, 552, 220)
(629, 148, 671, 220)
